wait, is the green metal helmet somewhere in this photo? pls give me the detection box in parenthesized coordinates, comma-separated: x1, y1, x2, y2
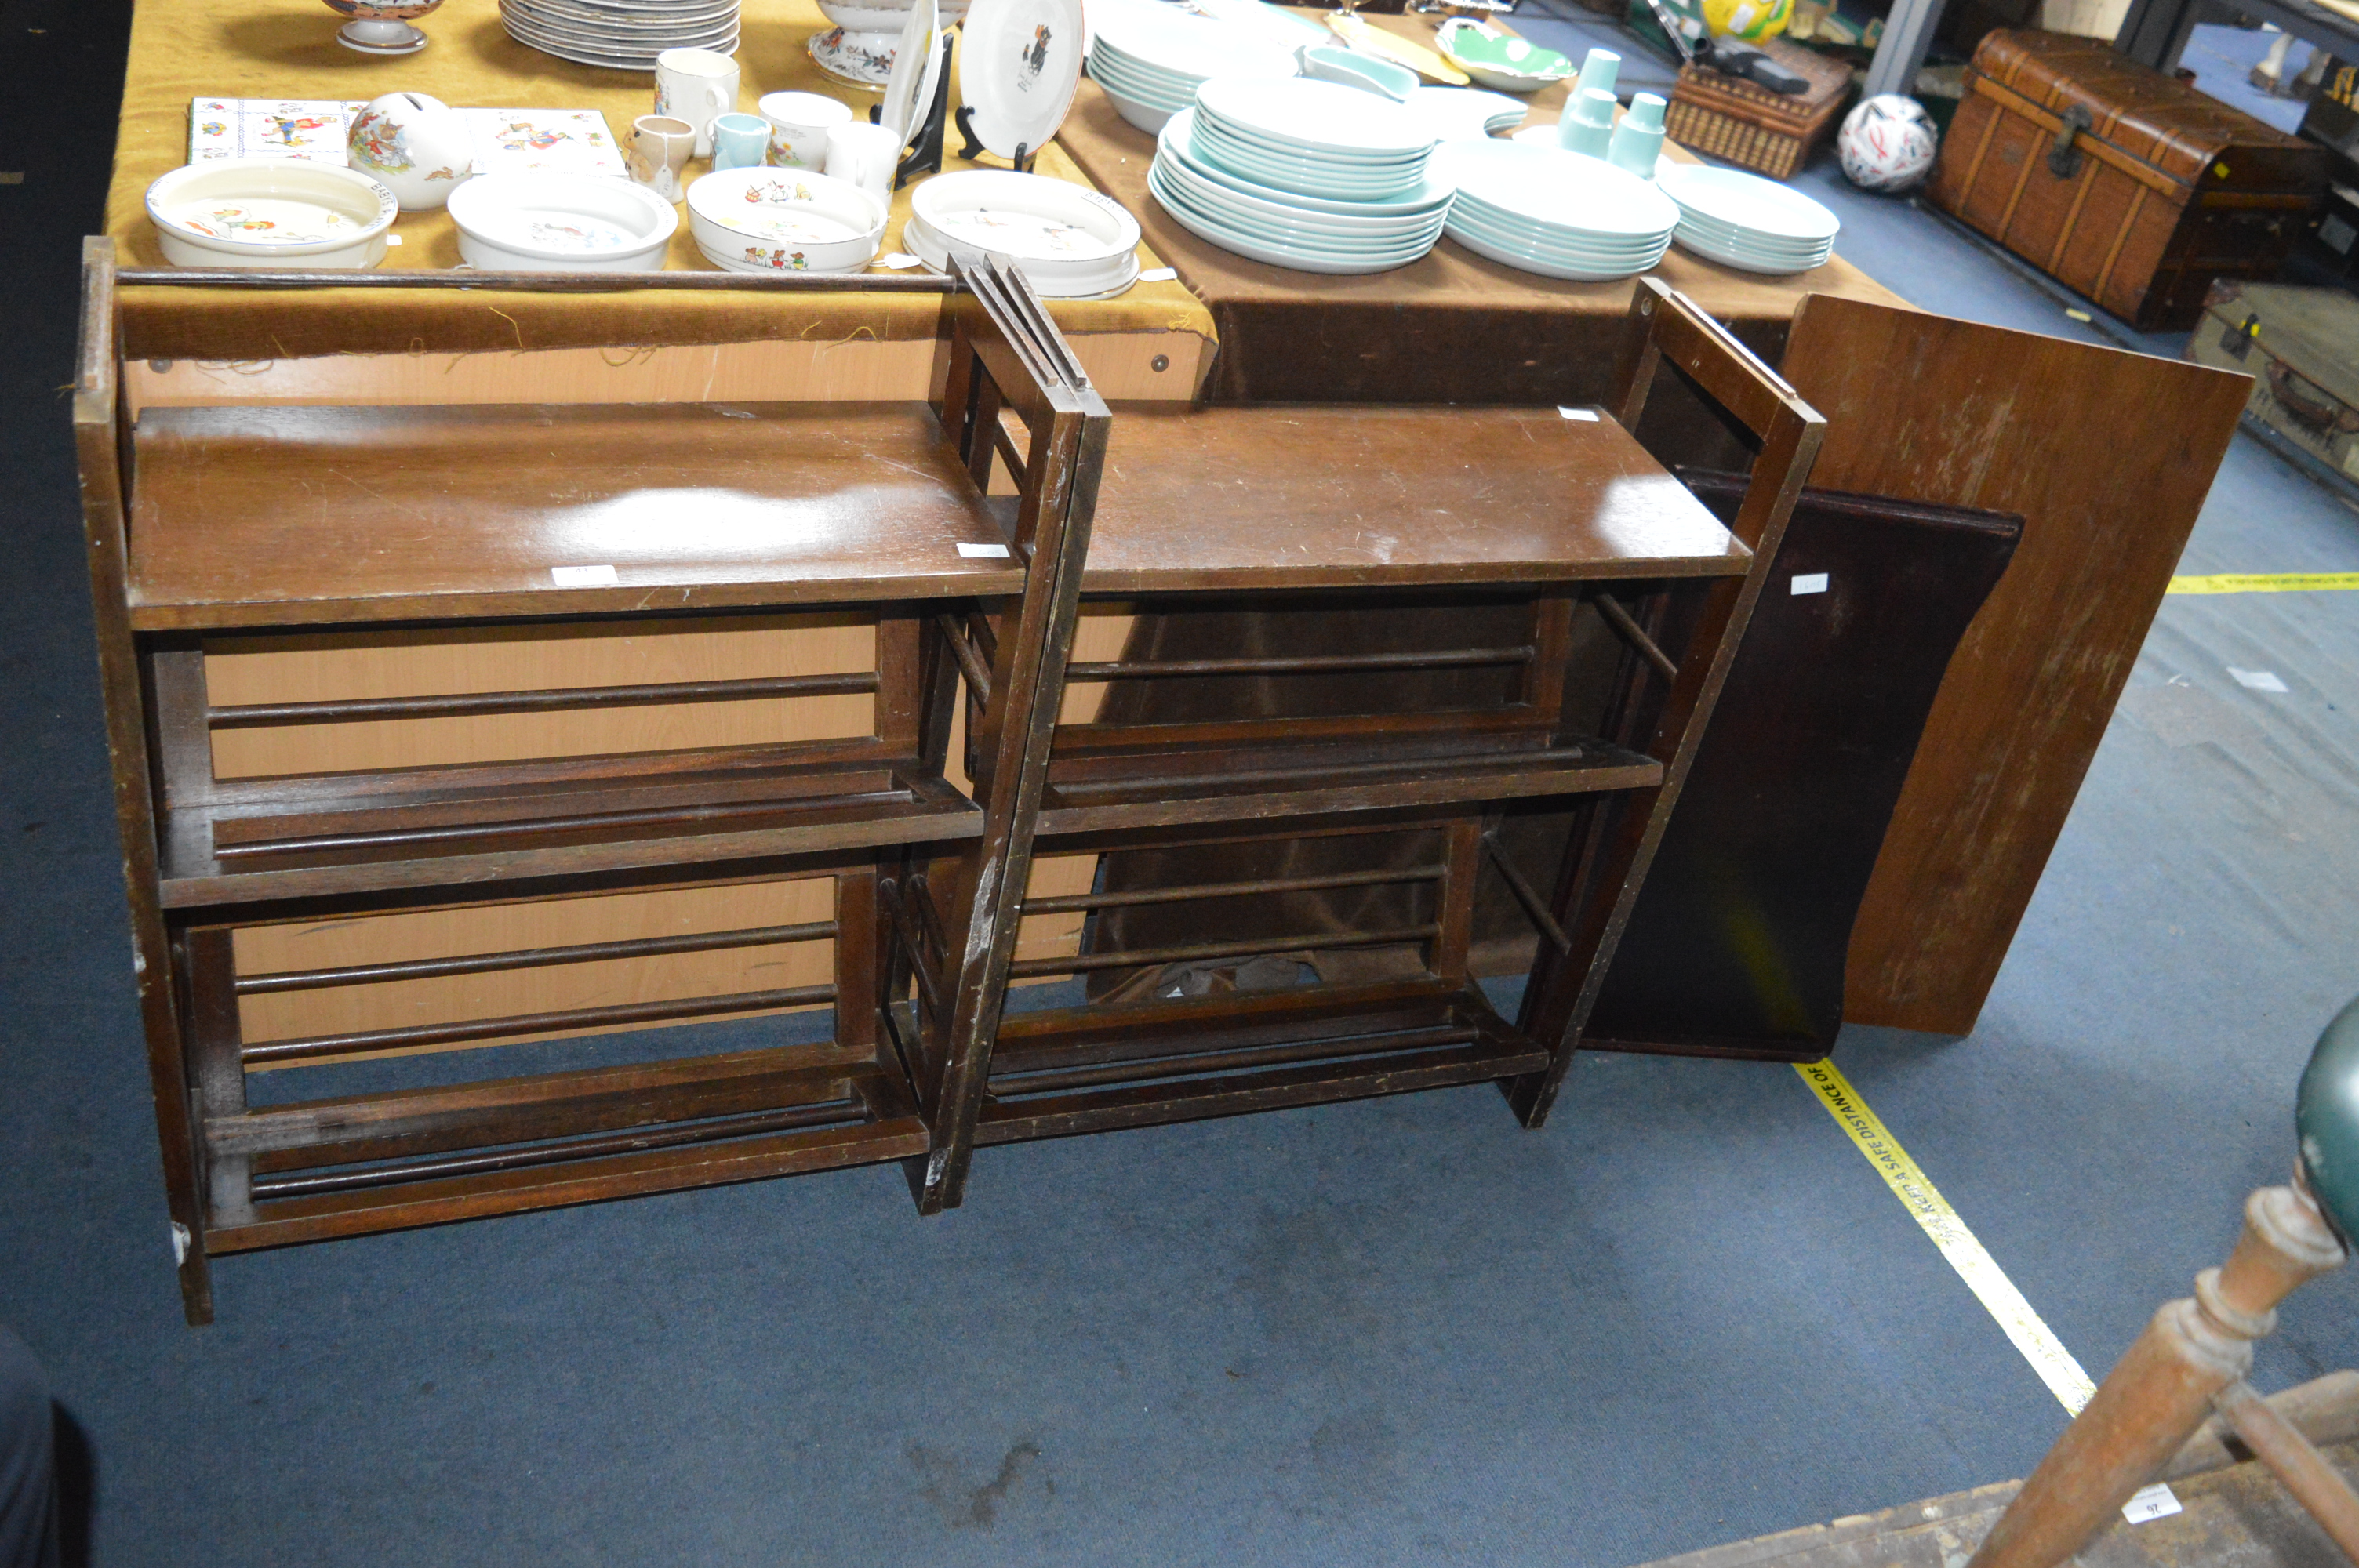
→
(2298, 994, 2359, 1244)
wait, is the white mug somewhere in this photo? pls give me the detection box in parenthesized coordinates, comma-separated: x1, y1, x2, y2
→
(824, 121, 902, 200)
(654, 48, 739, 157)
(761, 90, 853, 171)
(629, 114, 696, 201)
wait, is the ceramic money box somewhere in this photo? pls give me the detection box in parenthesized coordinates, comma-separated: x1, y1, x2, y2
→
(347, 91, 474, 211)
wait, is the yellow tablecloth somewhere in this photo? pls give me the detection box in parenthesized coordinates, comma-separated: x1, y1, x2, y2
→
(104, 0, 1216, 360)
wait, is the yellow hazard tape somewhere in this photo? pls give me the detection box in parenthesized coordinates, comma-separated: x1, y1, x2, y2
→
(2168, 572, 2359, 594)
(1794, 1059, 2099, 1415)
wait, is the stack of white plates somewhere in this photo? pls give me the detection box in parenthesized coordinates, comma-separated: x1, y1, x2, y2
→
(1435, 139, 1677, 281)
(906, 169, 1143, 298)
(500, 0, 740, 71)
(1190, 77, 1436, 202)
(1150, 106, 1452, 275)
(1658, 163, 1839, 274)
(1085, 0, 1296, 136)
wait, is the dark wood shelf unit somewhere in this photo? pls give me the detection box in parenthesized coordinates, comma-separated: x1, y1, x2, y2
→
(81, 246, 1822, 1320)
(901, 282, 1826, 1209)
(78, 240, 1110, 1324)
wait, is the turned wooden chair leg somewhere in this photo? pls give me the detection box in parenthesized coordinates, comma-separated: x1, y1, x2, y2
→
(1965, 1182, 2349, 1568)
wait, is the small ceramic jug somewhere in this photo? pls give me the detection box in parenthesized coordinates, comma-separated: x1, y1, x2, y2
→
(711, 112, 771, 172)
(823, 121, 901, 198)
(629, 114, 696, 201)
(347, 91, 474, 211)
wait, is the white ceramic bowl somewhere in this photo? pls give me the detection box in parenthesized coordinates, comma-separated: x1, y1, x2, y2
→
(685, 166, 885, 272)
(144, 158, 398, 268)
(907, 169, 1140, 290)
(446, 172, 678, 270)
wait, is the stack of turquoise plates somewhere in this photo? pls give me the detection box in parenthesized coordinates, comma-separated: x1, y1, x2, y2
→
(1150, 105, 1454, 275)
(1435, 140, 1677, 281)
(1658, 163, 1838, 274)
(1189, 77, 1438, 202)
(1085, 0, 1295, 136)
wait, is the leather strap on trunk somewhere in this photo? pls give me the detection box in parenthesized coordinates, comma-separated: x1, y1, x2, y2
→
(1968, 71, 2194, 198)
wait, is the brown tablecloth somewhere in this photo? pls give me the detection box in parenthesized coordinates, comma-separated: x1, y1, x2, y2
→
(1056, 8, 1909, 403)
(102, 0, 1215, 361)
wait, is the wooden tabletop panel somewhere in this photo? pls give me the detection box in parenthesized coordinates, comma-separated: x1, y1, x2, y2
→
(128, 402, 1027, 630)
(1079, 405, 1751, 591)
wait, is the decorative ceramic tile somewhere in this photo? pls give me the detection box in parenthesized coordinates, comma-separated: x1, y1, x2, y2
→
(460, 110, 625, 176)
(187, 99, 369, 165)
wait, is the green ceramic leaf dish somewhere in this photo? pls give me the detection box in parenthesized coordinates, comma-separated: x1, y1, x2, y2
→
(1434, 20, 1574, 88)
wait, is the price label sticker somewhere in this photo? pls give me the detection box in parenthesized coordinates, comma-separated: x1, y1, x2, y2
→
(1791, 572, 1830, 596)
(957, 543, 1011, 559)
(1139, 267, 1178, 282)
(2121, 1484, 2181, 1524)
(1558, 406, 1601, 421)
(551, 564, 620, 586)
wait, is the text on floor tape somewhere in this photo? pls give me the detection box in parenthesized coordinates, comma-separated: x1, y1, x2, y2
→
(1794, 1059, 2099, 1414)
(2167, 572, 2359, 594)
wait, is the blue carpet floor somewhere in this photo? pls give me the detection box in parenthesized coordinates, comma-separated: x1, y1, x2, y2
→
(5, 7, 2359, 1564)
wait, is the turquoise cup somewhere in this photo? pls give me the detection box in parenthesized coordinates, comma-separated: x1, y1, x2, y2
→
(1558, 88, 1616, 159)
(1608, 93, 1667, 180)
(711, 112, 770, 172)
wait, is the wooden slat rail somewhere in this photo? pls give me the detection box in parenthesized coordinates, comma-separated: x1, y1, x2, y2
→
(234, 920, 838, 994)
(976, 1040, 1547, 1145)
(216, 1040, 874, 1158)
(1481, 831, 1572, 954)
(1063, 647, 1536, 681)
(117, 267, 959, 293)
(936, 612, 995, 704)
(241, 983, 838, 1065)
(1592, 593, 1681, 682)
(247, 1099, 875, 1199)
(1021, 864, 1445, 915)
(991, 1028, 1487, 1096)
(1005, 923, 1441, 979)
(207, 1116, 930, 1253)
(208, 673, 878, 729)
(879, 875, 947, 1020)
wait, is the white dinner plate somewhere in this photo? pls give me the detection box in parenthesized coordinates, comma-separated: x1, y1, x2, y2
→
(878, 0, 938, 139)
(1154, 151, 1448, 238)
(1087, 49, 1198, 109)
(1445, 221, 1665, 281)
(1448, 203, 1667, 262)
(1161, 111, 1456, 216)
(1434, 138, 1677, 240)
(1089, 0, 1296, 82)
(1656, 162, 1841, 243)
(1401, 85, 1525, 142)
(1195, 76, 1434, 159)
(960, 0, 1086, 159)
(1150, 164, 1437, 263)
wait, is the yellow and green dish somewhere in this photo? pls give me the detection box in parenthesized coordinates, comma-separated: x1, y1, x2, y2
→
(1434, 18, 1574, 94)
